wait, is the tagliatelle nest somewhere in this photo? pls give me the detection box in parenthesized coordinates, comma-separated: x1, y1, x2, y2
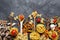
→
(36, 24, 46, 33)
(14, 33, 23, 40)
(14, 33, 28, 40)
(30, 32, 40, 40)
(23, 21, 34, 33)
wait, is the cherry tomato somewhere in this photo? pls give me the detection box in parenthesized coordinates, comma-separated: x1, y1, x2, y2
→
(51, 33, 57, 38)
(36, 18, 41, 23)
(11, 29, 18, 36)
(19, 15, 24, 21)
(53, 18, 57, 23)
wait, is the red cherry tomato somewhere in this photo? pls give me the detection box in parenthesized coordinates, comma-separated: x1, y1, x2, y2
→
(36, 18, 41, 23)
(19, 15, 24, 21)
(51, 33, 57, 38)
(53, 18, 57, 23)
(11, 29, 17, 36)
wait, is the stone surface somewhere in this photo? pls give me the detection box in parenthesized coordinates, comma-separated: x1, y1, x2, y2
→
(0, 0, 60, 19)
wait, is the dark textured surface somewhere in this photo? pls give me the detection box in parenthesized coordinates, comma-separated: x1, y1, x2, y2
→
(0, 0, 60, 19)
